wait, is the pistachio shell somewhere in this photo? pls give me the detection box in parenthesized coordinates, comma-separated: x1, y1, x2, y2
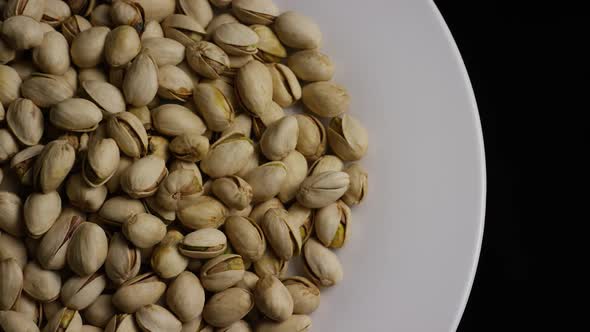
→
(50, 98, 103, 132)
(342, 163, 368, 206)
(21, 73, 74, 108)
(42, 308, 82, 332)
(136, 304, 182, 332)
(232, 0, 279, 25)
(274, 11, 321, 49)
(104, 233, 141, 286)
(123, 52, 159, 107)
(65, 173, 108, 213)
(112, 272, 166, 313)
(212, 22, 258, 56)
(296, 171, 349, 209)
(314, 201, 351, 248)
(24, 191, 61, 239)
(0, 65, 22, 107)
(36, 211, 83, 270)
(254, 275, 293, 322)
(251, 101, 285, 139)
(179, 228, 227, 259)
(260, 208, 301, 260)
(42, 0, 72, 27)
(205, 13, 238, 36)
(142, 21, 164, 40)
(221, 113, 252, 138)
(105, 25, 141, 67)
(106, 156, 133, 194)
(109, 0, 143, 30)
(60, 273, 107, 310)
(244, 161, 287, 203)
(268, 64, 301, 107)
(151, 104, 207, 137)
(0, 129, 19, 164)
(252, 249, 287, 279)
(278, 151, 308, 203)
(287, 50, 334, 82)
(107, 112, 149, 158)
(209, 0, 232, 9)
(211, 176, 253, 210)
(217, 321, 251, 332)
(134, 0, 176, 22)
(71, 26, 110, 68)
(82, 80, 126, 116)
(327, 114, 369, 161)
(0, 310, 41, 332)
(61, 15, 92, 43)
(83, 294, 116, 328)
(301, 82, 350, 118)
(193, 83, 235, 132)
(156, 168, 203, 211)
(235, 271, 259, 292)
(308, 155, 343, 176)
(104, 313, 138, 332)
(23, 261, 61, 302)
(161, 14, 206, 46)
(6, 98, 44, 146)
(252, 25, 286, 63)
(3, 0, 45, 21)
(178, 0, 213, 27)
(302, 238, 343, 287)
(120, 155, 168, 198)
(166, 271, 205, 322)
(260, 116, 298, 161)
(202, 287, 254, 328)
(200, 133, 254, 178)
(178, 195, 227, 230)
(0, 39, 16, 65)
(157, 65, 194, 101)
(123, 213, 166, 249)
(150, 230, 188, 279)
(186, 41, 230, 80)
(1, 16, 43, 50)
(293, 114, 325, 161)
(67, 222, 108, 276)
(235, 60, 272, 116)
(169, 133, 209, 162)
(32, 140, 75, 193)
(10, 145, 44, 185)
(11, 292, 41, 325)
(141, 37, 185, 66)
(32, 31, 70, 75)
(83, 137, 120, 187)
(248, 198, 283, 225)
(255, 315, 311, 332)
(0, 258, 23, 310)
(282, 276, 320, 315)
(0, 231, 28, 268)
(97, 196, 144, 228)
(224, 216, 265, 262)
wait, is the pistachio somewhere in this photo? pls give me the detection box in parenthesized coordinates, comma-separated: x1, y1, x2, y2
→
(254, 275, 293, 322)
(235, 147, 260, 179)
(209, 0, 232, 9)
(296, 171, 349, 208)
(146, 135, 169, 161)
(248, 198, 283, 225)
(151, 230, 189, 279)
(61, 15, 92, 43)
(224, 216, 265, 261)
(169, 133, 209, 162)
(251, 101, 284, 139)
(120, 155, 168, 198)
(267, 64, 300, 107)
(3, 0, 45, 21)
(139, 37, 184, 67)
(161, 14, 206, 46)
(60, 273, 107, 310)
(261, 208, 301, 260)
(24, 191, 62, 239)
(186, 41, 230, 80)
(0, 231, 28, 268)
(251, 25, 286, 63)
(6, 99, 43, 146)
(123, 52, 159, 107)
(21, 73, 75, 108)
(128, 106, 152, 131)
(81, 325, 102, 332)
(112, 272, 166, 313)
(193, 83, 235, 132)
(42, 301, 63, 322)
(0, 65, 22, 107)
(252, 249, 287, 279)
(67, 0, 97, 16)
(157, 65, 194, 101)
(302, 238, 342, 287)
(70, 26, 110, 68)
(308, 155, 343, 176)
(255, 315, 311, 332)
(0, 258, 23, 310)
(314, 200, 351, 248)
(200, 254, 245, 292)
(65, 173, 108, 213)
(178, 195, 227, 230)
(301, 81, 350, 118)
(22, 261, 61, 302)
(36, 212, 84, 270)
(67, 222, 108, 276)
(107, 112, 148, 158)
(200, 133, 254, 178)
(32, 31, 70, 75)
(142, 196, 176, 224)
(179, 228, 227, 259)
(83, 294, 116, 328)
(142, 20, 164, 40)
(287, 50, 334, 82)
(31, 140, 75, 193)
(104, 233, 141, 286)
(109, 0, 144, 31)
(91, 4, 112, 27)
(50, 98, 103, 132)
(212, 22, 258, 56)
(286, 204, 312, 244)
(42, 0, 72, 27)
(217, 321, 251, 332)
(0, 310, 41, 332)
(232, 0, 279, 25)
(105, 25, 141, 67)
(260, 116, 298, 161)
(235, 271, 259, 292)
(202, 287, 254, 328)
(156, 169, 203, 211)
(327, 114, 369, 161)
(82, 80, 125, 116)
(106, 156, 133, 194)
(274, 11, 321, 49)
(0, 39, 16, 65)
(151, 104, 207, 137)
(211, 176, 252, 210)
(1, 16, 43, 50)
(43, 308, 82, 332)
(83, 137, 120, 187)
(202, 77, 239, 111)
(136, 304, 182, 332)
(178, 0, 213, 27)
(108, 66, 126, 89)
(122, 213, 166, 249)
(244, 161, 287, 203)
(205, 13, 238, 36)
(97, 196, 145, 228)
(277, 151, 308, 203)
(0, 192, 24, 237)
(235, 60, 273, 116)
(282, 277, 320, 315)
(221, 113, 252, 138)
(12, 293, 42, 325)
(292, 114, 325, 161)
(0, 129, 19, 164)
(342, 163, 368, 206)
(104, 314, 138, 332)
(166, 271, 206, 322)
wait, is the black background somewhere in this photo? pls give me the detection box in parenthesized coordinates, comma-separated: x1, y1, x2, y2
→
(434, 1, 586, 330)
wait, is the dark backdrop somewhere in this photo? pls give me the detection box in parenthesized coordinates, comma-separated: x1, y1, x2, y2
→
(433, 1, 586, 330)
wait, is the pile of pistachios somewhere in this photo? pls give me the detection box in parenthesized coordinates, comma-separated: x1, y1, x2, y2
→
(0, 0, 369, 331)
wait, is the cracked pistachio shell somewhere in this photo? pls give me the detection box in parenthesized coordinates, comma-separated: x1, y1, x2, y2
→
(60, 273, 107, 310)
(0, 258, 23, 310)
(42, 301, 63, 322)
(217, 320, 251, 332)
(10, 144, 43, 185)
(142, 37, 186, 67)
(166, 271, 205, 322)
(127, 106, 151, 131)
(235, 271, 259, 292)
(282, 277, 320, 315)
(169, 133, 209, 162)
(253, 249, 287, 279)
(104, 314, 138, 332)
(143, 196, 176, 224)
(0, 232, 28, 268)
(162, 14, 206, 46)
(151, 230, 189, 279)
(248, 198, 283, 225)
(32, 140, 75, 193)
(71, 27, 110, 68)
(252, 25, 286, 63)
(151, 104, 206, 136)
(226, 54, 253, 76)
(61, 15, 92, 43)
(36, 211, 84, 270)
(0, 310, 41, 332)
(24, 191, 61, 239)
(1, 16, 43, 50)
(141, 20, 164, 40)
(235, 60, 272, 116)
(260, 115, 298, 161)
(255, 315, 311, 332)
(3, 0, 45, 21)
(200, 133, 254, 178)
(278, 151, 308, 203)
(50, 98, 103, 132)
(202, 78, 239, 111)
(105, 25, 141, 67)
(314, 200, 351, 249)
(112, 272, 166, 313)
(105, 233, 141, 286)
(23, 261, 61, 302)
(83, 294, 116, 328)
(327, 114, 369, 161)
(6, 99, 43, 146)
(97, 196, 145, 228)
(286, 203, 312, 244)
(200, 254, 245, 292)
(178, 195, 227, 230)
(251, 101, 284, 139)
(178, 0, 212, 27)
(179, 228, 227, 259)
(287, 50, 334, 82)
(148, 135, 169, 161)
(235, 146, 260, 179)
(211, 176, 253, 210)
(193, 83, 235, 132)
(268, 64, 300, 107)
(244, 161, 287, 203)
(42, 0, 72, 27)
(21, 73, 74, 108)
(260, 208, 301, 260)
(302, 238, 343, 287)
(67, 222, 108, 276)
(0, 129, 19, 163)
(81, 80, 125, 116)
(136, 304, 181, 332)
(0, 192, 24, 236)
(186, 41, 230, 80)
(106, 156, 133, 194)
(65, 173, 108, 213)
(293, 114, 325, 161)
(32, 31, 70, 75)
(156, 169, 203, 211)
(224, 216, 265, 261)
(109, 0, 143, 30)
(274, 11, 321, 50)
(122, 213, 166, 249)
(157, 65, 194, 101)
(232, 0, 278, 25)
(123, 52, 159, 107)
(308, 155, 343, 176)
(203, 287, 253, 328)
(205, 13, 238, 36)
(12, 293, 42, 325)
(296, 171, 349, 209)
(43, 308, 82, 332)
(221, 113, 252, 137)
(212, 22, 258, 56)
(301, 81, 350, 118)
(107, 112, 148, 158)
(342, 163, 368, 206)
(254, 275, 293, 322)
(0, 65, 22, 107)
(120, 155, 168, 198)
(83, 137, 120, 187)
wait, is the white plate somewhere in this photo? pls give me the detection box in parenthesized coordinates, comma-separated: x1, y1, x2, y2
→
(275, 0, 486, 330)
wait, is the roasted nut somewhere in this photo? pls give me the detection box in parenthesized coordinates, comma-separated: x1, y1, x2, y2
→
(32, 31, 70, 75)
(150, 230, 189, 279)
(71, 26, 110, 68)
(67, 222, 108, 276)
(166, 271, 205, 322)
(202, 287, 254, 328)
(224, 216, 265, 262)
(112, 272, 166, 313)
(104, 233, 141, 286)
(179, 228, 227, 259)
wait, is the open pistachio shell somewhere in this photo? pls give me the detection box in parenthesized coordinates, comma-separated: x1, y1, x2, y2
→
(327, 114, 369, 161)
(179, 228, 227, 259)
